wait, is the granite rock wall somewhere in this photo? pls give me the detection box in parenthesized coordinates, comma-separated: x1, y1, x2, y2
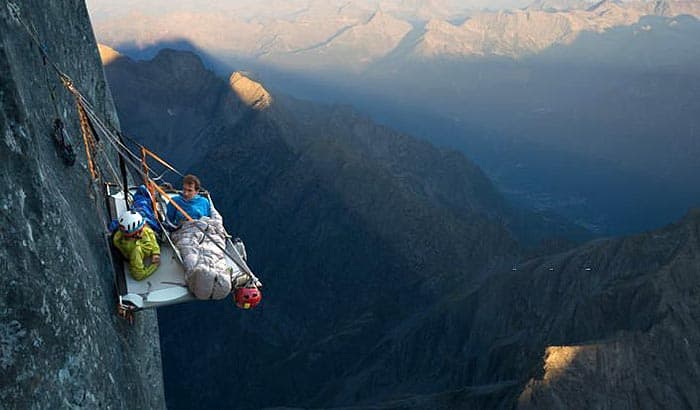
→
(0, 1, 164, 408)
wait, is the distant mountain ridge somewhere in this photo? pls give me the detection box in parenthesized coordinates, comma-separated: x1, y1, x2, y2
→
(411, 0, 700, 58)
(93, 0, 700, 66)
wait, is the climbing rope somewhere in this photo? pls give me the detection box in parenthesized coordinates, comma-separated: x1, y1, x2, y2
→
(75, 97, 100, 180)
(7, 2, 73, 87)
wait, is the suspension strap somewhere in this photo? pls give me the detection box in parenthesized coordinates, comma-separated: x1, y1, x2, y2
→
(141, 147, 159, 221)
(151, 182, 194, 222)
(116, 132, 131, 209)
(142, 147, 183, 177)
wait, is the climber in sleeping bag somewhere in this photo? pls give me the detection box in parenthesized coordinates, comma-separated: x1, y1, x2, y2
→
(166, 174, 244, 300)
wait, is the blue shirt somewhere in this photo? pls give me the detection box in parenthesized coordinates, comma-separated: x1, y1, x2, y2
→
(166, 194, 211, 226)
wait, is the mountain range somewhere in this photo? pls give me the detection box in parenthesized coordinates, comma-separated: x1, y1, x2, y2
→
(91, 0, 700, 66)
(100, 45, 700, 409)
(100, 44, 588, 244)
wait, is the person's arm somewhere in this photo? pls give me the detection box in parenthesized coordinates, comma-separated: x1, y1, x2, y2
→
(112, 231, 128, 258)
(145, 228, 161, 255)
(129, 244, 158, 281)
(166, 201, 178, 225)
(207, 198, 223, 221)
(147, 228, 161, 263)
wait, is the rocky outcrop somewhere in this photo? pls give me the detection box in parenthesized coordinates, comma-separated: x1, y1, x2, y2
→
(331, 209, 700, 409)
(229, 72, 272, 111)
(0, 1, 164, 408)
(98, 43, 122, 65)
(514, 209, 700, 409)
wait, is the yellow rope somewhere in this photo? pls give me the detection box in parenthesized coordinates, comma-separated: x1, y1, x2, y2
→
(75, 98, 99, 180)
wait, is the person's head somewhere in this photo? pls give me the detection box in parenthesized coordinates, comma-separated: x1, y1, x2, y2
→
(234, 285, 262, 309)
(118, 210, 145, 237)
(182, 174, 201, 201)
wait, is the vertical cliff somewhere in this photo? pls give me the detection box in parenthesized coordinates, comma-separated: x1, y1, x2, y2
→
(0, 1, 164, 408)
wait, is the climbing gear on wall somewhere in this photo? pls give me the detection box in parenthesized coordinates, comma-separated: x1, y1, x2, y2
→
(51, 118, 76, 165)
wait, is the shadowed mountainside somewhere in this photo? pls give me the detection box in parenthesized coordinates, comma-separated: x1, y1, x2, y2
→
(330, 208, 700, 409)
(101, 45, 590, 246)
(101, 47, 530, 409)
(98, 46, 700, 409)
(250, 14, 700, 235)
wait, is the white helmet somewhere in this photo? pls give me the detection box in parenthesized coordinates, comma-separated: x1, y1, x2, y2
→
(118, 210, 145, 235)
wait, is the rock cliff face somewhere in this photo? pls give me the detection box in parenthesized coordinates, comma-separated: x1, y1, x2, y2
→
(0, 2, 164, 408)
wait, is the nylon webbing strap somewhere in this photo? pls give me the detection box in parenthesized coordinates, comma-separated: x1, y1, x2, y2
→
(116, 132, 130, 209)
(151, 182, 194, 222)
(142, 147, 182, 177)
